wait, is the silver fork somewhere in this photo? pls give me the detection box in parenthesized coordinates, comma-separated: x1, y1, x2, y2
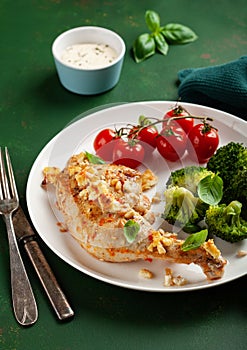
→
(0, 147, 38, 326)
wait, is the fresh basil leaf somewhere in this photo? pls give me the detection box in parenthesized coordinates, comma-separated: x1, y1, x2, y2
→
(145, 10, 160, 32)
(133, 33, 156, 63)
(154, 32, 169, 55)
(124, 220, 140, 243)
(161, 23, 198, 44)
(181, 229, 208, 252)
(198, 174, 223, 205)
(85, 151, 105, 164)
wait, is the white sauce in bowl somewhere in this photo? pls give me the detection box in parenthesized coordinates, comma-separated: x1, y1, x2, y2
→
(61, 43, 118, 69)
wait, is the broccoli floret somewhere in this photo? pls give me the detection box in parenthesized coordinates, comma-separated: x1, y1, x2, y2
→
(230, 167, 247, 219)
(207, 142, 247, 206)
(162, 186, 208, 232)
(166, 166, 215, 195)
(205, 200, 247, 243)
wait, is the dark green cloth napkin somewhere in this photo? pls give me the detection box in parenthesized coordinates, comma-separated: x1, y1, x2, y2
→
(177, 56, 247, 120)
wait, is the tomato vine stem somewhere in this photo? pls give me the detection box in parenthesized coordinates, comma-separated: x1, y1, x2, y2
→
(112, 114, 215, 141)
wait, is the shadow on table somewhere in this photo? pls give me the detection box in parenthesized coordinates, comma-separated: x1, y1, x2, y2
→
(35, 72, 115, 107)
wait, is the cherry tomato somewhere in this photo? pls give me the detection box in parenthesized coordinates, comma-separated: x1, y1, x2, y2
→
(112, 138, 145, 169)
(187, 123, 219, 163)
(156, 125, 187, 162)
(163, 105, 194, 134)
(128, 125, 158, 160)
(93, 128, 116, 151)
(129, 125, 158, 149)
(93, 128, 117, 161)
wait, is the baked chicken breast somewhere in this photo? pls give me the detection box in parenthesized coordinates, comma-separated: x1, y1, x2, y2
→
(42, 152, 226, 281)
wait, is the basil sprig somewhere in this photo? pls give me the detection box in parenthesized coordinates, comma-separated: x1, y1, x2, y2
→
(85, 151, 105, 164)
(124, 220, 140, 243)
(133, 10, 198, 63)
(198, 174, 223, 205)
(161, 23, 198, 44)
(181, 229, 208, 252)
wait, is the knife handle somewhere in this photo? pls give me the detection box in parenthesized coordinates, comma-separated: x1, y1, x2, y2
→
(23, 238, 74, 321)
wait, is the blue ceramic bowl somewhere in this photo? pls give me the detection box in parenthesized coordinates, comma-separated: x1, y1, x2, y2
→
(52, 26, 126, 95)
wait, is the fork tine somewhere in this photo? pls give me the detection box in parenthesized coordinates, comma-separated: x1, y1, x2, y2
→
(4, 147, 19, 202)
(0, 148, 3, 199)
(0, 147, 10, 199)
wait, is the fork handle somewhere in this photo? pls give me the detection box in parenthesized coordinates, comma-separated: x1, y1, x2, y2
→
(5, 213, 38, 326)
(23, 238, 74, 321)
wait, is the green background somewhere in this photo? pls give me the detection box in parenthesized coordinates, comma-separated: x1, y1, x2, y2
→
(0, 1, 246, 349)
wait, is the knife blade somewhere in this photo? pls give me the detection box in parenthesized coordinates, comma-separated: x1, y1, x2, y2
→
(13, 206, 74, 321)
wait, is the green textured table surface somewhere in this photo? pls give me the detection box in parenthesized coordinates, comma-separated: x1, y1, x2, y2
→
(0, 1, 247, 349)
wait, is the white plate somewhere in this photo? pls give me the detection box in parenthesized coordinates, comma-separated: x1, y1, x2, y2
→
(26, 101, 247, 292)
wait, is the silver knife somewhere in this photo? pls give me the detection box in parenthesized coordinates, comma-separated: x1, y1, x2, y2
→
(13, 206, 74, 321)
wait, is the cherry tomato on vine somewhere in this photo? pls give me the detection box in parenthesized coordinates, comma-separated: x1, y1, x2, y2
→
(128, 125, 158, 155)
(93, 128, 118, 161)
(156, 125, 187, 162)
(187, 123, 219, 163)
(112, 138, 145, 169)
(93, 128, 116, 151)
(163, 105, 194, 134)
